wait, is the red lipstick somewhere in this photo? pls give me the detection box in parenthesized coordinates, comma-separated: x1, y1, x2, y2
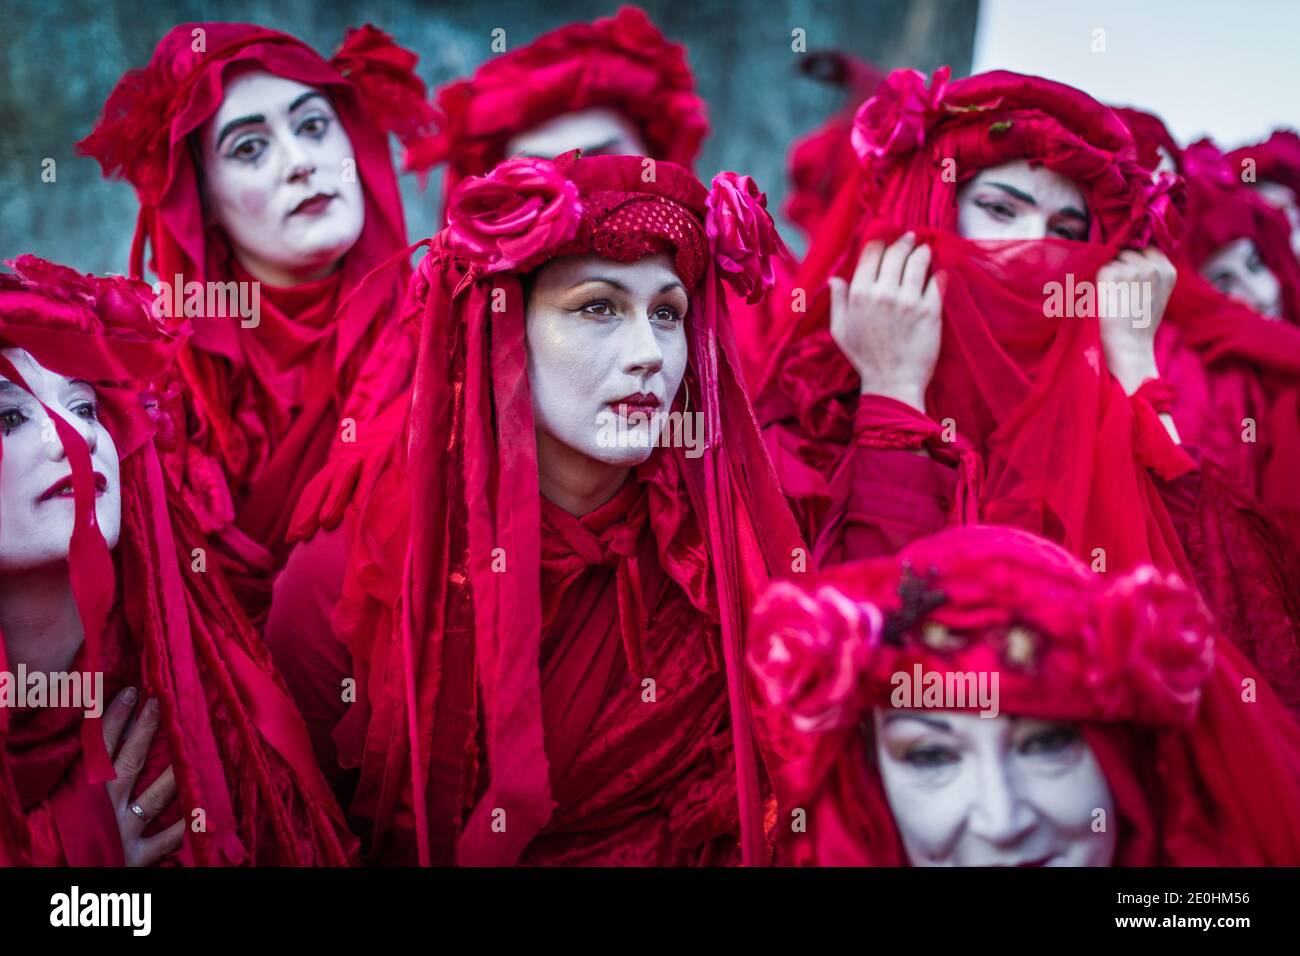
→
(39, 472, 107, 502)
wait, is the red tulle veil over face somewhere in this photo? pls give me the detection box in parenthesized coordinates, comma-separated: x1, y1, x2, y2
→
(759, 69, 1195, 574)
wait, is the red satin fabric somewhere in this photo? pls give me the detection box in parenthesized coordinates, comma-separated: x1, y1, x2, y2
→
(78, 23, 421, 624)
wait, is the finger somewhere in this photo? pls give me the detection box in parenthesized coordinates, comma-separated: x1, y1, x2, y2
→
(132, 765, 177, 823)
(107, 697, 160, 808)
(136, 819, 186, 868)
(922, 271, 944, 312)
(877, 232, 918, 287)
(102, 686, 139, 756)
(849, 239, 887, 299)
(901, 243, 933, 297)
(828, 276, 848, 338)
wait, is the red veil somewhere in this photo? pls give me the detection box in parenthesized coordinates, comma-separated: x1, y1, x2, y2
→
(748, 525, 1300, 866)
(0, 257, 355, 865)
(297, 153, 803, 865)
(406, 6, 708, 216)
(77, 22, 433, 621)
(759, 69, 1194, 572)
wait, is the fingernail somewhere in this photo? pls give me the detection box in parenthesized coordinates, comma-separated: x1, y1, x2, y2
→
(122, 686, 138, 704)
(146, 698, 159, 715)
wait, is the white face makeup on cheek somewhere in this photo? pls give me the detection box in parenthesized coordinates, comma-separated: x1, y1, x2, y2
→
(956, 159, 1090, 241)
(1200, 237, 1283, 319)
(199, 70, 365, 287)
(0, 348, 122, 571)
(526, 253, 689, 468)
(872, 708, 1117, 867)
(505, 107, 648, 161)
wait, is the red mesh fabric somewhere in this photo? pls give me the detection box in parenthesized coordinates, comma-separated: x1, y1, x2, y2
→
(554, 191, 708, 289)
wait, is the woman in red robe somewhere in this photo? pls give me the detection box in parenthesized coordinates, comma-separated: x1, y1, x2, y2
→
(755, 68, 1300, 710)
(748, 524, 1300, 865)
(0, 256, 355, 866)
(407, 6, 708, 218)
(266, 152, 804, 865)
(77, 22, 434, 624)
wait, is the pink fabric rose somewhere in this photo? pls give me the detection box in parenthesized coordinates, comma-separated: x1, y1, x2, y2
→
(706, 171, 788, 305)
(445, 157, 583, 275)
(850, 66, 950, 164)
(748, 582, 882, 733)
(1100, 566, 1216, 726)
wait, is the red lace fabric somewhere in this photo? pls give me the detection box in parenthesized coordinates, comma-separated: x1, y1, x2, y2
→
(0, 257, 356, 865)
(77, 23, 428, 624)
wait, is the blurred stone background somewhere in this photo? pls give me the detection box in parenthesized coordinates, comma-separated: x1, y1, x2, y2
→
(1, 0, 977, 273)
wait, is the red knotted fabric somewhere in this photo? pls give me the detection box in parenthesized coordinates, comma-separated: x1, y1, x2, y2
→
(271, 154, 804, 866)
(0, 257, 356, 865)
(405, 6, 708, 218)
(77, 22, 431, 623)
(748, 525, 1300, 866)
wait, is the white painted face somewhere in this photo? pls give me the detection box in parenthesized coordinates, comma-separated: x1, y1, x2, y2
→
(526, 252, 689, 467)
(198, 70, 365, 287)
(957, 160, 1090, 241)
(1199, 237, 1283, 318)
(873, 709, 1117, 867)
(0, 348, 121, 571)
(505, 107, 648, 161)
(1254, 180, 1300, 259)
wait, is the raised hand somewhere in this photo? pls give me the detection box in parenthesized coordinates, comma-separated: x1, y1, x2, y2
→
(828, 231, 942, 414)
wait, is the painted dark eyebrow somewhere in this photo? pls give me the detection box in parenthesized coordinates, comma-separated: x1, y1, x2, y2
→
(215, 92, 328, 150)
(883, 713, 953, 731)
(216, 113, 265, 151)
(1055, 207, 1089, 223)
(658, 281, 686, 295)
(985, 181, 1038, 206)
(571, 277, 630, 294)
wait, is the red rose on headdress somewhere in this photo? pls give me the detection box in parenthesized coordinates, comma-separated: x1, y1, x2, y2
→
(850, 66, 950, 164)
(1100, 566, 1216, 725)
(445, 158, 584, 275)
(706, 172, 789, 305)
(748, 582, 881, 734)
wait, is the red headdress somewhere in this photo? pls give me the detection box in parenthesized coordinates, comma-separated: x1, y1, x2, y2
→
(758, 69, 1195, 574)
(312, 152, 801, 865)
(1228, 129, 1300, 201)
(77, 23, 433, 619)
(405, 7, 708, 213)
(748, 524, 1300, 865)
(0, 256, 355, 865)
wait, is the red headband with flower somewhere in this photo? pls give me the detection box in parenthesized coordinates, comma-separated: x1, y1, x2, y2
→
(441, 151, 786, 303)
(748, 525, 1217, 736)
(405, 7, 708, 179)
(77, 22, 436, 206)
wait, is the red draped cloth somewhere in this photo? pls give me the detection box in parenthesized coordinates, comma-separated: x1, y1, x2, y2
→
(78, 23, 430, 624)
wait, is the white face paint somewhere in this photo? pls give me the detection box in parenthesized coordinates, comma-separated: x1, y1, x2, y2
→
(505, 107, 648, 161)
(198, 70, 364, 287)
(873, 709, 1117, 867)
(526, 252, 689, 468)
(1254, 180, 1300, 260)
(957, 160, 1090, 241)
(1200, 236, 1283, 319)
(0, 348, 121, 571)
